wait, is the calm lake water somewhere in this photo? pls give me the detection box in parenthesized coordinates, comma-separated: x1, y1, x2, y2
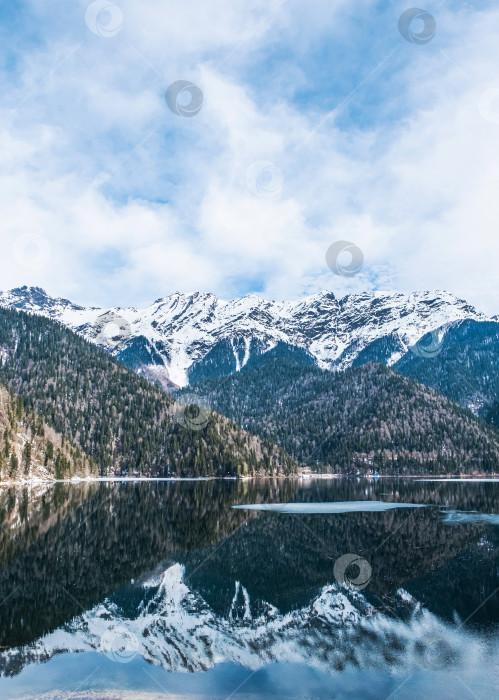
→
(0, 478, 497, 699)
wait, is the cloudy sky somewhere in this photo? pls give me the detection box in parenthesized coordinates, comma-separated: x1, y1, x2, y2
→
(1, 0, 498, 312)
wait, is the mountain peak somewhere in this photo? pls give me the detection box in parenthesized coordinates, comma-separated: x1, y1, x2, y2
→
(1, 286, 87, 314)
(0, 287, 491, 387)
(10, 285, 48, 297)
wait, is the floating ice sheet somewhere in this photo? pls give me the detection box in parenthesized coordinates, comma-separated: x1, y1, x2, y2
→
(441, 510, 499, 525)
(232, 500, 428, 514)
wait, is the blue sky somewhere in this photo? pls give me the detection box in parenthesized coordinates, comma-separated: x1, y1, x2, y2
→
(1, 0, 499, 313)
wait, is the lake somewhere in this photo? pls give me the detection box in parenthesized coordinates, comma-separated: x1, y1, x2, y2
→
(0, 478, 497, 699)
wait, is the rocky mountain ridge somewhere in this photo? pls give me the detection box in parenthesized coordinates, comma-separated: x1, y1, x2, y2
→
(0, 286, 490, 387)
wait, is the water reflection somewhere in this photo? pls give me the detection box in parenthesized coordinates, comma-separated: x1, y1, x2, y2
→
(0, 479, 497, 697)
(0, 564, 485, 676)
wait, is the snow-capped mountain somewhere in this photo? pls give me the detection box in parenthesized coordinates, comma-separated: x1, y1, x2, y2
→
(0, 286, 490, 387)
(0, 564, 481, 679)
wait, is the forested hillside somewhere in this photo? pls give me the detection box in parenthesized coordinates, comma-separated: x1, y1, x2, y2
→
(0, 383, 94, 482)
(0, 308, 296, 478)
(181, 343, 499, 474)
(395, 320, 499, 426)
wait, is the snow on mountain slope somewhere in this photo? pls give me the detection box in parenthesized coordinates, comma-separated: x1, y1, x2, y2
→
(0, 564, 480, 679)
(0, 286, 490, 387)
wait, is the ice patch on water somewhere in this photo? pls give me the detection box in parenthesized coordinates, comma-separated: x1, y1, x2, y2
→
(233, 501, 428, 514)
(441, 509, 499, 525)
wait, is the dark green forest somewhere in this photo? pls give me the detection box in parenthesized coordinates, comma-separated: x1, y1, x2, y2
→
(180, 343, 499, 474)
(395, 320, 499, 426)
(1, 306, 499, 479)
(0, 308, 296, 478)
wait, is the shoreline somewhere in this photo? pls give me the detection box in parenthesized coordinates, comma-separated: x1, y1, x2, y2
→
(1, 474, 498, 487)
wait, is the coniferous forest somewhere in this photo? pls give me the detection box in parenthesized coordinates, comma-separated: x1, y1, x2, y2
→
(0, 308, 296, 479)
(1, 307, 499, 479)
(181, 343, 499, 475)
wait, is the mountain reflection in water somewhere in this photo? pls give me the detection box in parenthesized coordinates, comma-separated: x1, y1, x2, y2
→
(0, 478, 497, 699)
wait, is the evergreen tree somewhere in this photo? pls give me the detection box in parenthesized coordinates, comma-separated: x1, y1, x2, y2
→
(22, 442, 31, 475)
(9, 453, 18, 477)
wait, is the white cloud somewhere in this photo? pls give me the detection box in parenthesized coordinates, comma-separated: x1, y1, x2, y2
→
(0, 0, 498, 313)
